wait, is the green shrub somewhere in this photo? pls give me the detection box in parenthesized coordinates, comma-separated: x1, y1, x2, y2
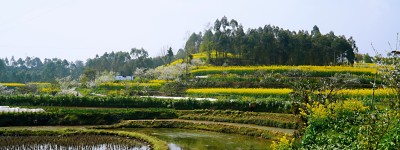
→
(0, 95, 292, 113)
(0, 108, 177, 126)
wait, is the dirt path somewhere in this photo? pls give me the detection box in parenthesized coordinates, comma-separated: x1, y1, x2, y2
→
(131, 119, 296, 134)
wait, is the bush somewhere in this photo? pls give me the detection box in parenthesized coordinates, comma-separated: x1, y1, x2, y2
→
(0, 95, 292, 113)
(301, 99, 400, 149)
(0, 108, 177, 126)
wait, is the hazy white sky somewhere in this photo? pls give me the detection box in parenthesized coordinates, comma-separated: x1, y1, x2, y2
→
(0, 0, 399, 61)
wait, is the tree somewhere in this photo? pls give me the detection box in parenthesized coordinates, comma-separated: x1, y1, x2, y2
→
(167, 47, 174, 64)
(175, 48, 186, 60)
(346, 37, 358, 64)
(200, 29, 214, 63)
(363, 53, 373, 63)
(311, 25, 321, 37)
(0, 59, 6, 81)
(379, 49, 400, 109)
(82, 68, 97, 82)
(71, 60, 85, 80)
(16, 58, 25, 67)
(56, 76, 75, 91)
(130, 48, 148, 60)
(4, 58, 9, 66)
(184, 33, 202, 54)
(10, 56, 17, 67)
(95, 71, 116, 84)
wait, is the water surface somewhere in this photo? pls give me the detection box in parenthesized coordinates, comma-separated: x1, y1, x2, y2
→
(120, 128, 272, 150)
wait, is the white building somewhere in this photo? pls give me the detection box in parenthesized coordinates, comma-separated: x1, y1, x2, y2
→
(115, 76, 134, 81)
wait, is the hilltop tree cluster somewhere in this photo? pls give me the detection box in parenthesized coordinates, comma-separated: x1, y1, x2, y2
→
(185, 16, 358, 66)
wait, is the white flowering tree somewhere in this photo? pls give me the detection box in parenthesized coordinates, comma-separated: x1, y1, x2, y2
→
(134, 68, 147, 82)
(154, 63, 188, 81)
(95, 71, 116, 84)
(148, 58, 205, 81)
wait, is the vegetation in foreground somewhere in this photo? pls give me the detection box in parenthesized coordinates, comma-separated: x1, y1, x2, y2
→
(0, 129, 168, 150)
(0, 135, 147, 150)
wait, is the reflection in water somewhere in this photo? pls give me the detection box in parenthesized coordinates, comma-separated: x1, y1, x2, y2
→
(121, 128, 272, 150)
(168, 143, 183, 150)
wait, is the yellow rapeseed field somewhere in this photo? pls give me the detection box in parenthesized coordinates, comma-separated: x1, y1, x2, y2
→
(0, 83, 25, 87)
(186, 88, 292, 95)
(29, 82, 52, 87)
(149, 79, 167, 84)
(169, 59, 184, 66)
(186, 88, 396, 97)
(39, 87, 61, 94)
(99, 82, 162, 88)
(192, 65, 376, 75)
(192, 51, 234, 59)
(336, 88, 396, 97)
(1, 82, 52, 87)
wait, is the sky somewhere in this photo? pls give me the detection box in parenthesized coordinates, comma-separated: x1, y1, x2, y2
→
(0, 0, 399, 62)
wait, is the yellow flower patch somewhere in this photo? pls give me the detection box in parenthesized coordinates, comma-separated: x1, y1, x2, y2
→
(192, 65, 377, 75)
(1, 83, 26, 87)
(186, 88, 292, 95)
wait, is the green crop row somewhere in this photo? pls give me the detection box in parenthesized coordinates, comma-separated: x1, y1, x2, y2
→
(0, 108, 177, 126)
(0, 95, 292, 113)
